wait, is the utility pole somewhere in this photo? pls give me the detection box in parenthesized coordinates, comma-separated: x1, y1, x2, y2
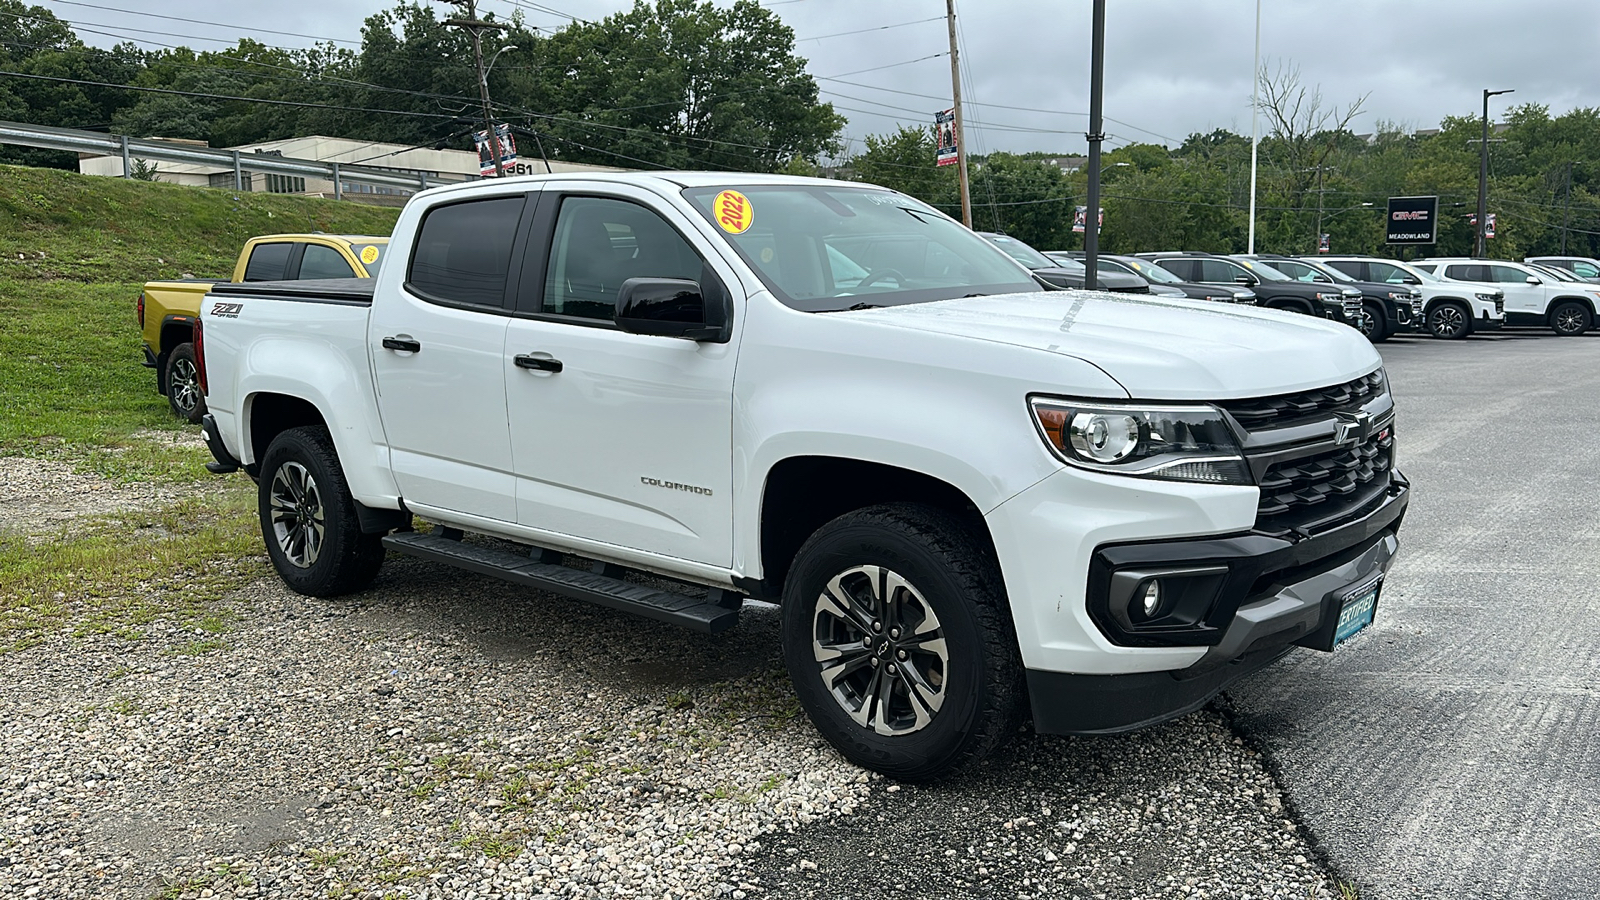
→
(442, 0, 511, 177)
(1477, 87, 1513, 258)
(944, 0, 972, 228)
(1562, 161, 1574, 255)
(1247, 0, 1261, 254)
(1082, 0, 1106, 290)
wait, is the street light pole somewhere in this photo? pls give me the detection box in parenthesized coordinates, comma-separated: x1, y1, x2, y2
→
(1083, 0, 1106, 291)
(1247, 0, 1261, 254)
(1477, 88, 1513, 258)
(442, 0, 511, 177)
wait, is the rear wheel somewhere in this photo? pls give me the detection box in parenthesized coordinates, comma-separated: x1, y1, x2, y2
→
(1427, 302, 1471, 340)
(164, 343, 206, 424)
(1359, 302, 1390, 343)
(258, 426, 385, 597)
(781, 503, 1022, 781)
(1551, 301, 1592, 336)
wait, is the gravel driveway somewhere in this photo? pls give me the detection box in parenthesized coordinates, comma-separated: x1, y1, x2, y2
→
(2, 479, 1342, 900)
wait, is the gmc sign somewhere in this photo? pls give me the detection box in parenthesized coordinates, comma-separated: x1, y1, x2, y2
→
(1386, 196, 1439, 244)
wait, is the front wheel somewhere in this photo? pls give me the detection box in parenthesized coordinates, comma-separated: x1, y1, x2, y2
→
(1551, 301, 1592, 336)
(1427, 302, 1471, 340)
(164, 343, 207, 424)
(781, 504, 1023, 781)
(258, 426, 385, 597)
(1359, 302, 1390, 343)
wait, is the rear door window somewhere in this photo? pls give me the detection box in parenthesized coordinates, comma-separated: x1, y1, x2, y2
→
(1158, 258, 1197, 280)
(1569, 260, 1600, 279)
(298, 244, 358, 280)
(1325, 260, 1366, 280)
(242, 242, 293, 282)
(407, 196, 526, 309)
(1444, 264, 1486, 281)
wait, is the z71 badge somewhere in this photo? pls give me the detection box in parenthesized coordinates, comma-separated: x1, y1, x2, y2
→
(210, 302, 243, 318)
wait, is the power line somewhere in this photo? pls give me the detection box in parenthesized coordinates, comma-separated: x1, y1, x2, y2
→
(797, 17, 944, 42)
(825, 52, 947, 80)
(37, 0, 361, 45)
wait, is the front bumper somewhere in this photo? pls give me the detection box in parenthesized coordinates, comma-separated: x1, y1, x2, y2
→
(1026, 475, 1408, 735)
(1479, 310, 1505, 330)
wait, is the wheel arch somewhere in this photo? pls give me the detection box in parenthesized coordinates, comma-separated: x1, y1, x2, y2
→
(750, 455, 1000, 602)
(1549, 294, 1599, 317)
(1261, 295, 1314, 315)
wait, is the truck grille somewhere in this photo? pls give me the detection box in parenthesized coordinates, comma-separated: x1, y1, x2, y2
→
(1218, 371, 1385, 430)
(1342, 296, 1363, 320)
(1255, 427, 1394, 538)
(1410, 297, 1424, 318)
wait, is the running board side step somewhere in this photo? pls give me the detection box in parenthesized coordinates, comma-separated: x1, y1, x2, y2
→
(382, 531, 743, 633)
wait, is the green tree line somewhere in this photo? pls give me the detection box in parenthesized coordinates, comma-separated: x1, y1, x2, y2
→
(3, 0, 1600, 261)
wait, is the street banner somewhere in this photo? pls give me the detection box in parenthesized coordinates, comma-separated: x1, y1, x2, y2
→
(935, 109, 958, 167)
(1073, 206, 1103, 234)
(1318, 233, 1331, 254)
(1485, 213, 1497, 239)
(475, 123, 518, 176)
(1385, 195, 1438, 244)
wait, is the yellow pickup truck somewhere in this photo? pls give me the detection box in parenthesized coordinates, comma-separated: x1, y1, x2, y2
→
(139, 234, 388, 422)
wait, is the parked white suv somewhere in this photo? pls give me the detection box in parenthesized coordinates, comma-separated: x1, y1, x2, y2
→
(1525, 255, 1600, 283)
(1321, 256, 1504, 340)
(1414, 258, 1600, 335)
(196, 172, 1408, 780)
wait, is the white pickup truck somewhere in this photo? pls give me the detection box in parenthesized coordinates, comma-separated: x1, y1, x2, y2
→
(197, 173, 1409, 780)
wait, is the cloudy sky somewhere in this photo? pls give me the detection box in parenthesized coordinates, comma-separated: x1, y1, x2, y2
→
(38, 0, 1599, 157)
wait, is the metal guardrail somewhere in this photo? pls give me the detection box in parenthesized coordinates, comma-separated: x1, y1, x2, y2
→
(0, 120, 457, 197)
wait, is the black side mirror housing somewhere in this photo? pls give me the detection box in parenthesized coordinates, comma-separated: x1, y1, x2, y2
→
(615, 276, 731, 342)
(1234, 274, 1256, 285)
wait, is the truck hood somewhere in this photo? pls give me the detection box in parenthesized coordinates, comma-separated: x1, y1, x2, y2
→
(845, 291, 1381, 400)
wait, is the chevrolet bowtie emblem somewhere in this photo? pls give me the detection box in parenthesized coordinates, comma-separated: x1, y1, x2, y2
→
(1334, 410, 1371, 447)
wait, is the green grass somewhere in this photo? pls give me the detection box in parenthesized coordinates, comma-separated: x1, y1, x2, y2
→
(0, 163, 400, 648)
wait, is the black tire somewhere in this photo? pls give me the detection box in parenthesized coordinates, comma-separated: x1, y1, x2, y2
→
(164, 342, 207, 424)
(1359, 301, 1390, 343)
(780, 503, 1023, 782)
(257, 426, 385, 597)
(1551, 301, 1592, 336)
(1426, 301, 1472, 340)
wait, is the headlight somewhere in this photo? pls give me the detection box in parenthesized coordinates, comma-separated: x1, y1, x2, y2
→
(1029, 399, 1251, 485)
(1386, 291, 1412, 301)
(1475, 292, 1497, 302)
(1315, 292, 1342, 303)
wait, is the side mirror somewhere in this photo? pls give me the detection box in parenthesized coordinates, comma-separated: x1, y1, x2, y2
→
(615, 277, 729, 342)
(1400, 275, 1421, 284)
(1234, 274, 1256, 285)
(1526, 275, 1542, 285)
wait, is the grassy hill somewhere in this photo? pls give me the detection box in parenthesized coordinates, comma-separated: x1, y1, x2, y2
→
(0, 164, 402, 452)
(0, 165, 404, 650)
(0, 164, 401, 283)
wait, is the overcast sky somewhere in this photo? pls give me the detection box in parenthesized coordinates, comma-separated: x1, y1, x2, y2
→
(39, 0, 1600, 157)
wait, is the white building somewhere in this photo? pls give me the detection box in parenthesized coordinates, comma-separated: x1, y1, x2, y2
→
(79, 134, 624, 201)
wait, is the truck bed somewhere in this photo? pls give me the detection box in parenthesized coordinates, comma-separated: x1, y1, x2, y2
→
(209, 278, 376, 305)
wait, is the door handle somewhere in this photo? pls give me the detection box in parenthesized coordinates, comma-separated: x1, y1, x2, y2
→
(513, 354, 563, 373)
(382, 337, 421, 352)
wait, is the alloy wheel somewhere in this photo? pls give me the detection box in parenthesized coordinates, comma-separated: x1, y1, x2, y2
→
(268, 461, 325, 569)
(1555, 306, 1587, 334)
(1431, 306, 1466, 338)
(811, 564, 949, 736)
(169, 357, 200, 416)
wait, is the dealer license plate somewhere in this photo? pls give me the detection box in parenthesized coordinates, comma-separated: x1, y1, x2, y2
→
(1333, 580, 1380, 647)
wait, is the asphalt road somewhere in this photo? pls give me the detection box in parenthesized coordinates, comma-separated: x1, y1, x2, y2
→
(1228, 328, 1600, 899)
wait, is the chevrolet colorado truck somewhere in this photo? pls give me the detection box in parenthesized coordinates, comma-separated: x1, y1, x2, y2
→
(196, 173, 1409, 780)
(139, 233, 389, 422)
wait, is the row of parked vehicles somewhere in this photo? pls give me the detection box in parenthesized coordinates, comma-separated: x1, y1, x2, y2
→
(976, 232, 1600, 344)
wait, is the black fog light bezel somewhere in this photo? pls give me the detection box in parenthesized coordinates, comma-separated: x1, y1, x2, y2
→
(1106, 566, 1229, 638)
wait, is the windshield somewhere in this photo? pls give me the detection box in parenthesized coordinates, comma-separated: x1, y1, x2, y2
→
(1237, 258, 1292, 281)
(1119, 257, 1182, 283)
(684, 186, 1039, 311)
(979, 233, 1056, 270)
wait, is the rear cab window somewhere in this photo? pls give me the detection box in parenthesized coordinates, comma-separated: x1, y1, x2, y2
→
(299, 244, 358, 280)
(406, 196, 526, 310)
(242, 242, 293, 282)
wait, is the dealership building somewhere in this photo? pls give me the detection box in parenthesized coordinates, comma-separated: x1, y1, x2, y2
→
(78, 134, 624, 202)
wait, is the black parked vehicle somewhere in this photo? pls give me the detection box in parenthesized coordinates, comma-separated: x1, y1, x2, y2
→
(980, 233, 1150, 293)
(1137, 252, 1363, 327)
(1237, 254, 1423, 343)
(1050, 251, 1257, 305)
